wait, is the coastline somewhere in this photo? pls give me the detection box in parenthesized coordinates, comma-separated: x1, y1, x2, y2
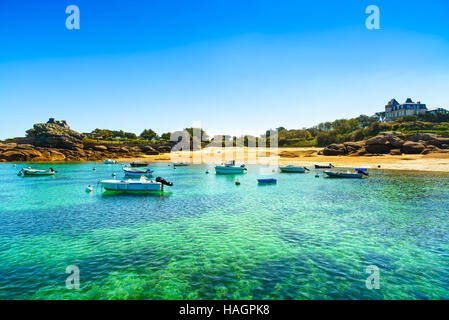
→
(6, 147, 449, 173)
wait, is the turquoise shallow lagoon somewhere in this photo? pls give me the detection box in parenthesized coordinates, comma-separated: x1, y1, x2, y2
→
(0, 162, 448, 299)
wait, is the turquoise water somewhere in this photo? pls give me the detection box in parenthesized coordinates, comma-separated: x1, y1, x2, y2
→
(0, 162, 448, 300)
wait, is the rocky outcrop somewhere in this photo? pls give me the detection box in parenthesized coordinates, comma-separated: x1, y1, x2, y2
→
(139, 145, 159, 155)
(389, 149, 402, 155)
(93, 145, 108, 151)
(365, 143, 391, 154)
(321, 131, 449, 156)
(401, 141, 426, 154)
(322, 144, 346, 156)
(343, 141, 365, 154)
(24, 122, 85, 150)
(0, 120, 174, 162)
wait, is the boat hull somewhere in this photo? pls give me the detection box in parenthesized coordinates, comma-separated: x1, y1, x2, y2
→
(215, 166, 245, 174)
(130, 162, 149, 167)
(173, 163, 189, 167)
(21, 169, 55, 176)
(258, 179, 277, 184)
(100, 180, 162, 191)
(325, 171, 363, 179)
(122, 168, 153, 177)
(315, 165, 333, 169)
(280, 166, 305, 173)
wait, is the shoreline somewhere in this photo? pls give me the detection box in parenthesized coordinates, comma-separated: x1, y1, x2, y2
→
(3, 147, 449, 173)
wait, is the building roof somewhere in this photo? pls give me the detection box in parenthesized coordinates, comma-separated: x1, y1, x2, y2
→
(388, 99, 399, 105)
(405, 98, 413, 103)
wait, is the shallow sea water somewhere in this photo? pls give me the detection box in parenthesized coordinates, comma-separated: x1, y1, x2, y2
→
(0, 162, 448, 299)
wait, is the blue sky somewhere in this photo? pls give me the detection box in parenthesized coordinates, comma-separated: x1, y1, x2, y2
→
(1, 0, 449, 139)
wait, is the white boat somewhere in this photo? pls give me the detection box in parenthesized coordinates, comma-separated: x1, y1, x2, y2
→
(122, 167, 153, 177)
(104, 159, 117, 164)
(18, 168, 56, 176)
(215, 161, 247, 174)
(279, 165, 307, 173)
(100, 176, 173, 192)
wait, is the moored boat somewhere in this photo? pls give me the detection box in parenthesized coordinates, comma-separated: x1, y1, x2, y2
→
(258, 178, 277, 184)
(279, 165, 308, 173)
(315, 164, 334, 169)
(122, 167, 153, 177)
(172, 162, 189, 167)
(18, 168, 56, 176)
(130, 161, 149, 167)
(215, 161, 246, 174)
(324, 171, 364, 179)
(100, 176, 173, 192)
(104, 159, 117, 164)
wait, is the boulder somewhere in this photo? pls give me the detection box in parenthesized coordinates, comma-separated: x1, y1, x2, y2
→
(0, 143, 18, 152)
(343, 141, 365, 154)
(93, 145, 108, 151)
(154, 145, 172, 153)
(402, 141, 426, 154)
(0, 151, 27, 161)
(13, 144, 35, 150)
(322, 144, 347, 156)
(424, 137, 449, 148)
(107, 145, 121, 152)
(352, 146, 367, 156)
(365, 144, 391, 154)
(139, 145, 159, 155)
(366, 135, 388, 145)
(0, 149, 43, 161)
(406, 133, 439, 142)
(128, 146, 142, 153)
(421, 145, 441, 155)
(386, 135, 405, 148)
(48, 150, 66, 161)
(389, 149, 402, 155)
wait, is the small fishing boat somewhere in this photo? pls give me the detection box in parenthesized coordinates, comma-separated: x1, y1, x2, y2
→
(18, 168, 56, 176)
(100, 176, 173, 192)
(324, 171, 364, 179)
(130, 161, 149, 167)
(172, 162, 189, 167)
(104, 159, 117, 164)
(122, 167, 153, 177)
(258, 178, 277, 184)
(279, 165, 309, 173)
(315, 164, 334, 169)
(215, 161, 247, 174)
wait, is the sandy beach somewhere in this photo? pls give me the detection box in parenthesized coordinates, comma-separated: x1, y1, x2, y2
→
(115, 147, 449, 173)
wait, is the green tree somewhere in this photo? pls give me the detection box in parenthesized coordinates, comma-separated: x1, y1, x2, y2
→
(140, 129, 158, 141)
(316, 132, 336, 147)
(160, 132, 171, 140)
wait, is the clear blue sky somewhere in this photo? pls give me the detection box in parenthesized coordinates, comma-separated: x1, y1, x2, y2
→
(1, 0, 449, 139)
